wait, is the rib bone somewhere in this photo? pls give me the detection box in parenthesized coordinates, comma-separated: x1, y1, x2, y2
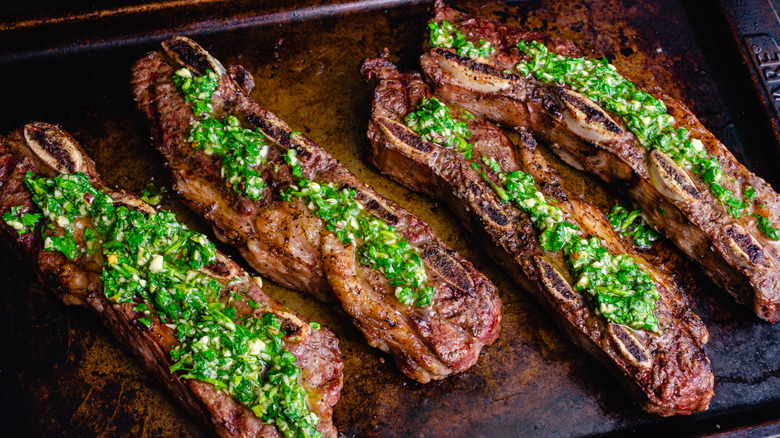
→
(23, 122, 92, 175)
(375, 116, 513, 232)
(161, 36, 226, 77)
(535, 256, 580, 306)
(431, 48, 517, 94)
(423, 245, 475, 293)
(556, 88, 623, 143)
(608, 323, 652, 370)
(647, 149, 700, 203)
(376, 116, 436, 158)
(113, 194, 158, 215)
(725, 224, 770, 269)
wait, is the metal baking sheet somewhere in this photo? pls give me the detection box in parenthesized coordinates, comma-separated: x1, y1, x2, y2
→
(2, 0, 780, 436)
(719, 0, 780, 156)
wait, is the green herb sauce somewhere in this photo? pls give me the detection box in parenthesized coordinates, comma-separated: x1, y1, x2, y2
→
(280, 150, 434, 307)
(755, 214, 780, 240)
(140, 182, 168, 206)
(6, 172, 321, 438)
(405, 97, 473, 159)
(173, 68, 435, 307)
(174, 69, 269, 200)
(744, 185, 756, 201)
(405, 98, 660, 332)
(606, 203, 660, 249)
(515, 41, 780, 241)
(428, 21, 495, 59)
(2, 205, 41, 234)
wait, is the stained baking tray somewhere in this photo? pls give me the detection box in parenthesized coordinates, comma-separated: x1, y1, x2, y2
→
(720, 0, 780, 154)
(2, 0, 780, 436)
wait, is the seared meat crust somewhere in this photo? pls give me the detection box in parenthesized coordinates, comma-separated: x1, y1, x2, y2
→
(0, 122, 343, 438)
(420, 0, 780, 322)
(361, 57, 713, 416)
(132, 37, 501, 383)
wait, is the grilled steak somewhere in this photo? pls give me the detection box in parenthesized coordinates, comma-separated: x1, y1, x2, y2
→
(361, 55, 713, 416)
(419, 0, 780, 322)
(132, 36, 501, 383)
(0, 122, 343, 438)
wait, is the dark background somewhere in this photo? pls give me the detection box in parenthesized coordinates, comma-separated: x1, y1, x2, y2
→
(1, 1, 780, 436)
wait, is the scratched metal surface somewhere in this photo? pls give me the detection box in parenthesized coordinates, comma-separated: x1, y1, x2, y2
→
(719, 0, 780, 157)
(1, 0, 780, 437)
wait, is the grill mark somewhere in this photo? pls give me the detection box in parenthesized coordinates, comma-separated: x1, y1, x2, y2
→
(245, 113, 313, 160)
(727, 225, 766, 266)
(27, 126, 76, 173)
(364, 198, 381, 211)
(229, 65, 255, 95)
(282, 320, 303, 337)
(246, 113, 287, 146)
(434, 48, 518, 80)
(207, 258, 233, 277)
(291, 138, 313, 160)
(422, 245, 473, 294)
(651, 150, 699, 198)
(541, 88, 563, 118)
(536, 257, 578, 303)
(465, 179, 509, 227)
(357, 194, 399, 225)
(611, 324, 650, 365)
(559, 89, 621, 134)
(163, 38, 214, 76)
(377, 118, 433, 153)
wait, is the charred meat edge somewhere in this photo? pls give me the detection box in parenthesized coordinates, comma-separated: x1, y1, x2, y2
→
(361, 56, 713, 416)
(0, 122, 343, 438)
(131, 36, 502, 383)
(419, 0, 780, 322)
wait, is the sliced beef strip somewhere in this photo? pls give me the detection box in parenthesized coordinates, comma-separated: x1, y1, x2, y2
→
(0, 122, 343, 438)
(419, 0, 780, 322)
(132, 36, 501, 383)
(361, 57, 713, 416)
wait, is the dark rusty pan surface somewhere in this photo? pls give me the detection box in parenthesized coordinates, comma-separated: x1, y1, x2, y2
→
(2, 0, 780, 436)
(719, 0, 780, 157)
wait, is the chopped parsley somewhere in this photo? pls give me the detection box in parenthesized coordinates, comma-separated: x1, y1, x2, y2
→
(754, 214, 780, 240)
(174, 68, 435, 308)
(14, 171, 321, 438)
(515, 40, 774, 236)
(607, 203, 660, 249)
(406, 100, 661, 332)
(173, 68, 269, 200)
(281, 150, 434, 307)
(487, 158, 660, 332)
(2, 205, 41, 234)
(744, 185, 757, 201)
(140, 182, 168, 206)
(405, 97, 473, 159)
(428, 20, 495, 59)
